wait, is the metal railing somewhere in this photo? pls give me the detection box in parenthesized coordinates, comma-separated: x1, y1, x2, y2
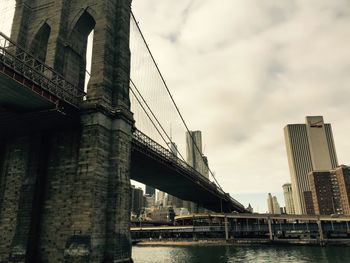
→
(132, 129, 246, 212)
(0, 32, 85, 108)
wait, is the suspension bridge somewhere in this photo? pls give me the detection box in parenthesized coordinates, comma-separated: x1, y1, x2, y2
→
(0, 1, 245, 262)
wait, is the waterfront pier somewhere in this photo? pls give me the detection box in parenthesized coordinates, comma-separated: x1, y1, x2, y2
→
(131, 213, 350, 246)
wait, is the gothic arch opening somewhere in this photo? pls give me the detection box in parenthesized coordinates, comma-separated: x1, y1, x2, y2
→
(85, 30, 94, 97)
(64, 11, 95, 91)
(30, 23, 51, 62)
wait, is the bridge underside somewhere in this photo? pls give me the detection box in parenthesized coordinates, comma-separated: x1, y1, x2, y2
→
(0, 67, 79, 137)
(0, 67, 245, 214)
(130, 144, 244, 213)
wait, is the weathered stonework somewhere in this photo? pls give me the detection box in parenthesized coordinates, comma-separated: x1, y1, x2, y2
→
(0, 0, 134, 262)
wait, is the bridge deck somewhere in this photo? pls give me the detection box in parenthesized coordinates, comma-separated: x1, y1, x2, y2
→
(131, 130, 247, 213)
(0, 64, 79, 137)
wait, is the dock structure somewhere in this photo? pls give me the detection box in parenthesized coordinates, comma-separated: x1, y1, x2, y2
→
(131, 213, 350, 245)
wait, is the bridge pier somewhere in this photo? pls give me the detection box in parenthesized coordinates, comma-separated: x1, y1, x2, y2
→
(0, 109, 134, 263)
(224, 216, 229, 241)
(0, 0, 134, 261)
(317, 220, 325, 246)
(267, 218, 274, 241)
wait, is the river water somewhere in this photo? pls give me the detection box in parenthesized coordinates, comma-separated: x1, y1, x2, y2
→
(132, 245, 350, 263)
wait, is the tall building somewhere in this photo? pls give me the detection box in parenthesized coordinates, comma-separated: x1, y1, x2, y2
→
(267, 193, 281, 214)
(131, 186, 144, 215)
(282, 183, 295, 214)
(156, 191, 166, 206)
(184, 131, 208, 213)
(284, 116, 338, 214)
(273, 196, 281, 214)
(267, 193, 274, 214)
(186, 131, 208, 178)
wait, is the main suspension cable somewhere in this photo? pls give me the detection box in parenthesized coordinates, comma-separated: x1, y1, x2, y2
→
(131, 12, 224, 191)
(130, 79, 188, 163)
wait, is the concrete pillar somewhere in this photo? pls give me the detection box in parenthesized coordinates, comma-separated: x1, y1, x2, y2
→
(267, 218, 273, 241)
(224, 216, 229, 241)
(317, 220, 324, 245)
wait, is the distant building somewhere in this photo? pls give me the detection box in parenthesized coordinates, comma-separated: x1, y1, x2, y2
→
(284, 116, 338, 214)
(167, 194, 183, 208)
(273, 196, 281, 215)
(184, 131, 208, 213)
(144, 194, 155, 208)
(144, 206, 175, 222)
(145, 185, 155, 196)
(186, 130, 208, 178)
(280, 207, 287, 214)
(246, 203, 253, 213)
(131, 186, 144, 215)
(282, 183, 295, 214)
(202, 155, 209, 178)
(267, 193, 281, 214)
(174, 207, 190, 216)
(267, 193, 274, 214)
(167, 141, 178, 157)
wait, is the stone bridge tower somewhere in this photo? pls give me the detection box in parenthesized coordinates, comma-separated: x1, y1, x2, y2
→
(0, 0, 134, 262)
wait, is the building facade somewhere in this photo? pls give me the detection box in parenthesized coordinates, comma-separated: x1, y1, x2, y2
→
(267, 193, 281, 214)
(131, 186, 144, 216)
(284, 116, 338, 214)
(335, 166, 350, 215)
(184, 131, 208, 213)
(145, 185, 156, 196)
(186, 131, 208, 178)
(282, 183, 295, 214)
(309, 166, 350, 215)
(309, 171, 338, 215)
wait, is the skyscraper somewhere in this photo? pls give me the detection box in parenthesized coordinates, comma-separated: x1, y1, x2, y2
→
(184, 131, 208, 213)
(282, 183, 295, 214)
(284, 116, 338, 214)
(186, 131, 208, 179)
(267, 193, 281, 214)
(131, 186, 144, 216)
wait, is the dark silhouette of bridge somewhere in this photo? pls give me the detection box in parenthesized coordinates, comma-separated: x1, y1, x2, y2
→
(0, 1, 246, 262)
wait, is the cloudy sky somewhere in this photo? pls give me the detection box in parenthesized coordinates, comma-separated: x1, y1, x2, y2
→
(131, 0, 350, 211)
(1, 0, 350, 212)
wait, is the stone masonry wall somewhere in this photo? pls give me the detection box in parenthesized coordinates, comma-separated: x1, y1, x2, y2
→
(0, 0, 134, 262)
